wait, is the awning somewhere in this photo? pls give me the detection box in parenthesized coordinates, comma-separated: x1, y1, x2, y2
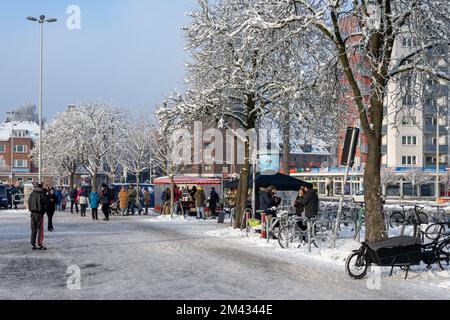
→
(224, 173, 308, 191)
(154, 176, 221, 186)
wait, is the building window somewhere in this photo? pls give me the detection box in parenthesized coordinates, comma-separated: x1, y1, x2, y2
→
(402, 94, 416, 106)
(402, 156, 417, 166)
(401, 116, 416, 126)
(13, 145, 27, 153)
(0, 158, 5, 168)
(27, 178, 33, 182)
(204, 166, 212, 171)
(13, 130, 28, 138)
(0, 145, 5, 153)
(402, 136, 417, 146)
(13, 159, 28, 168)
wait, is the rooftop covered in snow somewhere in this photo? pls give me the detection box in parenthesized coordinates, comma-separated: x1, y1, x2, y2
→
(0, 121, 40, 141)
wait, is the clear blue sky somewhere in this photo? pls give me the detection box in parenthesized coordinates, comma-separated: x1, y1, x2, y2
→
(0, 0, 196, 121)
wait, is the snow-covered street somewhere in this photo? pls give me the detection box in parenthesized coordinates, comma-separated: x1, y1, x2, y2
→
(1, 209, 449, 300)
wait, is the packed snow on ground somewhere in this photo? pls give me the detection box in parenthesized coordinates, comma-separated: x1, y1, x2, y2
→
(204, 223, 450, 291)
(1, 209, 450, 299)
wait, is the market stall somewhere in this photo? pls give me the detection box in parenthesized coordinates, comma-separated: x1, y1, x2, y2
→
(153, 176, 222, 215)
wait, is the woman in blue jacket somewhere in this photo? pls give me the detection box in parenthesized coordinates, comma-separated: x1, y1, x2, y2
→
(89, 190, 100, 221)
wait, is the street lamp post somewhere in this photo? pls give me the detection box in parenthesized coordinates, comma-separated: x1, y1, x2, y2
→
(27, 15, 57, 183)
(10, 122, 15, 185)
(436, 110, 440, 203)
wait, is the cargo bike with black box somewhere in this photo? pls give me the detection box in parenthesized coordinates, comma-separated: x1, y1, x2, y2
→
(345, 233, 450, 280)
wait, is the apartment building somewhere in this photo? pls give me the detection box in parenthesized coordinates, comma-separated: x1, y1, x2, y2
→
(383, 34, 449, 171)
(0, 121, 52, 185)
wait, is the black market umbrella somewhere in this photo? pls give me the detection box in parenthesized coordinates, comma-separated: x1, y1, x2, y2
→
(224, 173, 308, 191)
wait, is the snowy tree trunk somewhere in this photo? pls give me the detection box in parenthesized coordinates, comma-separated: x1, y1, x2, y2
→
(136, 172, 140, 208)
(364, 102, 388, 242)
(170, 172, 175, 217)
(91, 171, 98, 192)
(69, 171, 75, 189)
(234, 140, 250, 229)
(234, 96, 256, 229)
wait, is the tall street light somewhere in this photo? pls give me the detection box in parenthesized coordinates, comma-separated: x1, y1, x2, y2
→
(27, 15, 57, 183)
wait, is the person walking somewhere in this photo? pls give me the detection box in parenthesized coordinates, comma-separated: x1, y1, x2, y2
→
(100, 183, 111, 221)
(209, 187, 220, 217)
(127, 184, 137, 216)
(89, 189, 100, 220)
(143, 190, 151, 215)
(46, 188, 57, 232)
(55, 188, 62, 211)
(195, 187, 206, 220)
(119, 186, 128, 216)
(28, 183, 48, 250)
(10, 185, 19, 209)
(78, 187, 89, 217)
(70, 187, 79, 214)
(61, 190, 68, 212)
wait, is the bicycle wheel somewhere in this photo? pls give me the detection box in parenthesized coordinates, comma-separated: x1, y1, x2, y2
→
(438, 239, 450, 270)
(425, 224, 446, 240)
(278, 226, 293, 249)
(346, 252, 369, 280)
(389, 212, 405, 228)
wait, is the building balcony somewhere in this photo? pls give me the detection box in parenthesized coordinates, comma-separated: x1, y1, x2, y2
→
(423, 145, 449, 154)
(423, 125, 448, 135)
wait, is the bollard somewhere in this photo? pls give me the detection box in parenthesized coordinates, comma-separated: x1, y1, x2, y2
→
(261, 214, 267, 239)
(245, 210, 251, 237)
(266, 218, 270, 243)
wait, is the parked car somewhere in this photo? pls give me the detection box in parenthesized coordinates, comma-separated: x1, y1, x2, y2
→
(352, 190, 386, 204)
(0, 184, 9, 209)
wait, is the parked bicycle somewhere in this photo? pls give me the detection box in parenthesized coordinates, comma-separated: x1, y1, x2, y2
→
(277, 216, 318, 249)
(389, 205, 428, 228)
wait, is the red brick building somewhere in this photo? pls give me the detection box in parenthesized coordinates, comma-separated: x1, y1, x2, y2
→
(337, 16, 372, 169)
(0, 121, 51, 185)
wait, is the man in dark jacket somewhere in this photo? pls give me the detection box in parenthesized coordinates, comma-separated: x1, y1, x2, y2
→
(297, 183, 319, 218)
(209, 187, 220, 217)
(28, 183, 48, 250)
(100, 183, 111, 221)
(46, 188, 57, 232)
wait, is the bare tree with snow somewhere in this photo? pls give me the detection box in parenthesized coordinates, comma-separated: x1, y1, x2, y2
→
(227, 0, 449, 241)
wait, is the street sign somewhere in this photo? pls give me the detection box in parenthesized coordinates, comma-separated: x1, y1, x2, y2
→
(341, 127, 360, 167)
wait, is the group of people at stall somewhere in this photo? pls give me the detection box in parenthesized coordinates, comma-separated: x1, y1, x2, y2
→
(160, 185, 220, 219)
(118, 184, 152, 216)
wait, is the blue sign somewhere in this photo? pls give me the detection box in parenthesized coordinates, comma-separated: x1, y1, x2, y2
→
(258, 154, 280, 174)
